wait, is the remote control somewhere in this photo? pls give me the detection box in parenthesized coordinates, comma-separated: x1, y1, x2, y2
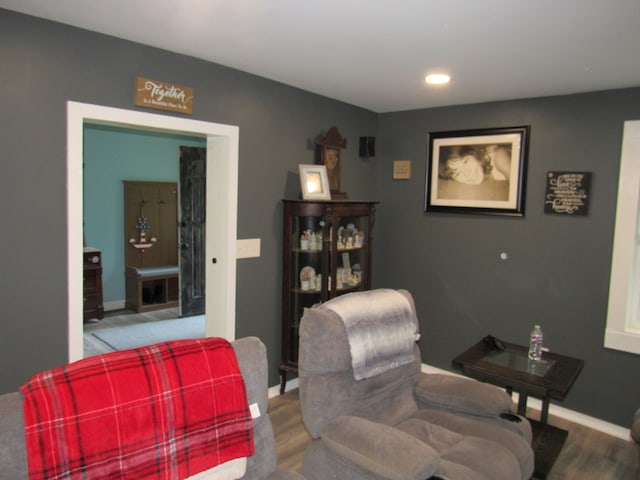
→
(483, 334, 505, 351)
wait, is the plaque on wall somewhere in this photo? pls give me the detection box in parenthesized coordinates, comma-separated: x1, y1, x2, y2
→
(135, 76, 194, 114)
(544, 171, 592, 215)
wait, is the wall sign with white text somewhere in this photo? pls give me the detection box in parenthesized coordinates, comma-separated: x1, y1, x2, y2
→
(544, 171, 592, 215)
(134, 77, 193, 114)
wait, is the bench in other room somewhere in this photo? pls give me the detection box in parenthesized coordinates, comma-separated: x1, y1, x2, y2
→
(125, 265, 179, 313)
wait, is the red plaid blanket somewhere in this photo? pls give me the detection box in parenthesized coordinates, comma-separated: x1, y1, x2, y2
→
(21, 338, 254, 479)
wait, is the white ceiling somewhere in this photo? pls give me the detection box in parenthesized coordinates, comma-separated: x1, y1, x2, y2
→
(2, 0, 640, 113)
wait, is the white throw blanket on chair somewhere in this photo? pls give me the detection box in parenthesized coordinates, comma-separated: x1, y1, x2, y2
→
(320, 289, 419, 380)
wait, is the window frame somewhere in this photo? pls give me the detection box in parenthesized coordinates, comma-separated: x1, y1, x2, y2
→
(605, 120, 640, 354)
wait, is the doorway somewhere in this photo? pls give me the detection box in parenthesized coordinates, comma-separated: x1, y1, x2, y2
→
(67, 101, 239, 362)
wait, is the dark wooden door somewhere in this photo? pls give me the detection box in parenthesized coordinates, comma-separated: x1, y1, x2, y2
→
(179, 146, 206, 316)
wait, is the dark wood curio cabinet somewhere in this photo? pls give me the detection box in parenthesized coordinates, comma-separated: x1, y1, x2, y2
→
(83, 247, 104, 322)
(280, 199, 378, 393)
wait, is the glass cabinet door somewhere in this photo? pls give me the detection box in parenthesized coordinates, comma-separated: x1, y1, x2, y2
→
(280, 200, 377, 393)
(285, 210, 325, 365)
(328, 206, 373, 298)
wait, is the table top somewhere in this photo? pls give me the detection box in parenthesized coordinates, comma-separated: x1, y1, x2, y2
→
(452, 339, 584, 400)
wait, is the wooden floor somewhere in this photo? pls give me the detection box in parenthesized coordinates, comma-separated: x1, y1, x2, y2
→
(87, 311, 638, 478)
(268, 389, 639, 479)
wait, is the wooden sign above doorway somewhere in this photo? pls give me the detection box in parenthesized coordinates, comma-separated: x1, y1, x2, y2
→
(134, 76, 194, 114)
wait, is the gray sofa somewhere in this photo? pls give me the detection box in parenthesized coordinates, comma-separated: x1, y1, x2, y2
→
(298, 289, 535, 480)
(0, 336, 302, 480)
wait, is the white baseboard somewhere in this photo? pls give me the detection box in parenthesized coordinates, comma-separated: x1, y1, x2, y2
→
(104, 300, 125, 312)
(268, 378, 299, 398)
(268, 365, 632, 442)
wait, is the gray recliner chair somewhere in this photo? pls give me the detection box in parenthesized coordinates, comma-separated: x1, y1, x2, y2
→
(0, 337, 303, 480)
(298, 289, 534, 480)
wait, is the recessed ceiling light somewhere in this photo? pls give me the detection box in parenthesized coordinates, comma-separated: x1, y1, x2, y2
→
(425, 74, 451, 85)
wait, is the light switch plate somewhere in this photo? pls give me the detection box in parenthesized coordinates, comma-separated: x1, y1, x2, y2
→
(237, 238, 261, 259)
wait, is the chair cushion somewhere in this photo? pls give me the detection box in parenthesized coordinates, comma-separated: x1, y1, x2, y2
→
(410, 409, 534, 480)
(321, 416, 439, 480)
(397, 417, 522, 480)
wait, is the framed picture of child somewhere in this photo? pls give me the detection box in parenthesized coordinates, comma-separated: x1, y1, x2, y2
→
(425, 125, 530, 216)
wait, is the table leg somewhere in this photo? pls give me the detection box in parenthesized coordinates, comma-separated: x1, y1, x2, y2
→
(279, 370, 287, 395)
(517, 392, 528, 416)
(540, 396, 550, 424)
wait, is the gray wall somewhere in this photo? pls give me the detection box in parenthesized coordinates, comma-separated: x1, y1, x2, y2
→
(375, 89, 640, 427)
(2, 8, 640, 429)
(0, 9, 377, 393)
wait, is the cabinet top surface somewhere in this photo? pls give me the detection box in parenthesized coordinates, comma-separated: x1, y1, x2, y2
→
(282, 199, 378, 204)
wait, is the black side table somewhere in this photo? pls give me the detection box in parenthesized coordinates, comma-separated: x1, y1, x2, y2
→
(452, 339, 584, 479)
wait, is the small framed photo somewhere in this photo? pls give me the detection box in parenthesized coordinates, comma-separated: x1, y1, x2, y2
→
(299, 164, 331, 200)
(425, 126, 530, 216)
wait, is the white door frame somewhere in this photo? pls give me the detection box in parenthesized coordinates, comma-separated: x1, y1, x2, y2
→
(67, 101, 239, 361)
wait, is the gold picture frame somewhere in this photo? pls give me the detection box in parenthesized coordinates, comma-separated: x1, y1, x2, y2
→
(299, 164, 331, 200)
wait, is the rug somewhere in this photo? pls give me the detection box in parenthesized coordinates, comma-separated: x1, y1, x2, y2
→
(92, 315, 205, 351)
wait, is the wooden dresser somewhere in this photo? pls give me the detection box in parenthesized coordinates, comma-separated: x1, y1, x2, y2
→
(83, 247, 104, 321)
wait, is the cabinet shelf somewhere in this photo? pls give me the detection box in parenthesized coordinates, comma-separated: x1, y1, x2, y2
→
(280, 199, 377, 394)
(292, 281, 362, 294)
(295, 246, 364, 253)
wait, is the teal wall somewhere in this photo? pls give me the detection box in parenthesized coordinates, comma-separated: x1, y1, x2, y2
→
(83, 124, 206, 304)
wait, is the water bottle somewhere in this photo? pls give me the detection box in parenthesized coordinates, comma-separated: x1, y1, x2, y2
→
(528, 325, 543, 361)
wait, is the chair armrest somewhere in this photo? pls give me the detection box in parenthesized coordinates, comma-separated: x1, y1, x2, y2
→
(415, 373, 512, 417)
(320, 416, 439, 480)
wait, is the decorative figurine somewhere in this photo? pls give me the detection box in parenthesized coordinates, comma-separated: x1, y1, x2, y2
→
(354, 232, 363, 248)
(300, 230, 310, 250)
(300, 266, 316, 291)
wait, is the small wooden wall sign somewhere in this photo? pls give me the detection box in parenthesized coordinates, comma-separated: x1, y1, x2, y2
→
(393, 160, 412, 180)
(135, 77, 193, 114)
(544, 171, 592, 215)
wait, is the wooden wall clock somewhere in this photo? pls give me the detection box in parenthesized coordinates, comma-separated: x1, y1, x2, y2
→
(315, 126, 347, 199)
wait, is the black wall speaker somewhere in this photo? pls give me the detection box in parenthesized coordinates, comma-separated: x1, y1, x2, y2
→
(359, 136, 375, 157)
